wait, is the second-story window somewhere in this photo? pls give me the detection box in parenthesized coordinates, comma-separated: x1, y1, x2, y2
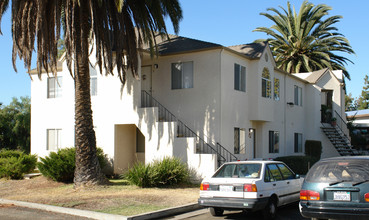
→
(262, 67, 271, 98)
(234, 63, 246, 92)
(171, 61, 193, 89)
(274, 78, 280, 101)
(47, 76, 62, 98)
(294, 85, 302, 106)
(90, 70, 97, 96)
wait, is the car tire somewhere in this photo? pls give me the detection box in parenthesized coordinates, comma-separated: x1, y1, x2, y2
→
(262, 198, 277, 220)
(209, 207, 224, 216)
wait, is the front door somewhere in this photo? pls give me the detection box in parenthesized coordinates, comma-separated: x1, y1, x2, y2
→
(141, 66, 152, 94)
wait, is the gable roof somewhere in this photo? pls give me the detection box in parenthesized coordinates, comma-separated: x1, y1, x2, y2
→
(227, 42, 267, 59)
(148, 35, 268, 60)
(155, 36, 222, 55)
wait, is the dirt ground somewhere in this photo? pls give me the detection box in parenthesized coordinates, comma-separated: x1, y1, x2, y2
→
(0, 176, 199, 216)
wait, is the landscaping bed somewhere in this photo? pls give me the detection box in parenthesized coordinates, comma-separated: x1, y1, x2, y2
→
(0, 176, 199, 216)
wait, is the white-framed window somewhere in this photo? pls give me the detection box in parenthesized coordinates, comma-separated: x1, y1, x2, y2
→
(269, 130, 279, 153)
(294, 133, 303, 153)
(47, 129, 62, 151)
(262, 68, 271, 98)
(234, 63, 246, 92)
(171, 61, 193, 89)
(90, 69, 97, 96)
(234, 128, 246, 154)
(294, 85, 302, 106)
(47, 76, 62, 98)
(274, 78, 280, 101)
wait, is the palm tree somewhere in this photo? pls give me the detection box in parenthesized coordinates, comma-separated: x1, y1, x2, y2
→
(0, 0, 182, 188)
(254, 1, 354, 79)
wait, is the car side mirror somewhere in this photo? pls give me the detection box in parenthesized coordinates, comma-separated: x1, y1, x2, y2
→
(295, 174, 300, 179)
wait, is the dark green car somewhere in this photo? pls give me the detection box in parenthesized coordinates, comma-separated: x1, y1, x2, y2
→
(299, 156, 369, 220)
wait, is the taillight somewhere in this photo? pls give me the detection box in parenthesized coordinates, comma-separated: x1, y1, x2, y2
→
(300, 190, 320, 201)
(364, 193, 369, 202)
(200, 183, 209, 191)
(244, 184, 257, 192)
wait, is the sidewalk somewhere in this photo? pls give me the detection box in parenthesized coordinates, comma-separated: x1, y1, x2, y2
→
(0, 199, 202, 220)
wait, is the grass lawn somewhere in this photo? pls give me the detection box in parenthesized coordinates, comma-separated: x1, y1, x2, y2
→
(0, 176, 199, 216)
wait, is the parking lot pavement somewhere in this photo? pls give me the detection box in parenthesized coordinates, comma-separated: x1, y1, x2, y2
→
(0, 204, 93, 220)
(164, 203, 308, 220)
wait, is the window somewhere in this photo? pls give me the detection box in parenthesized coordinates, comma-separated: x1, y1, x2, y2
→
(47, 76, 62, 98)
(294, 133, 303, 153)
(171, 61, 193, 89)
(234, 63, 246, 92)
(267, 164, 283, 181)
(277, 163, 295, 179)
(234, 128, 246, 154)
(294, 85, 302, 106)
(262, 68, 271, 98)
(90, 70, 97, 96)
(269, 130, 279, 153)
(274, 78, 280, 101)
(47, 129, 62, 151)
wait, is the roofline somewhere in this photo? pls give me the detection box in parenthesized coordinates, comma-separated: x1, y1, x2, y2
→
(274, 67, 309, 84)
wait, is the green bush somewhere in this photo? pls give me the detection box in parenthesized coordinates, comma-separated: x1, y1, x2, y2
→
(0, 149, 37, 179)
(37, 147, 107, 183)
(151, 157, 189, 187)
(275, 156, 319, 175)
(124, 162, 153, 187)
(305, 140, 322, 159)
(124, 157, 189, 188)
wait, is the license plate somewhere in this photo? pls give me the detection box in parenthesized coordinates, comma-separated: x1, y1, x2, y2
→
(333, 191, 350, 201)
(219, 185, 233, 192)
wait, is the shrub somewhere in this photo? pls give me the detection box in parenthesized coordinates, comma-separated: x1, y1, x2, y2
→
(123, 157, 190, 187)
(305, 140, 322, 159)
(0, 149, 37, 179)
(151, 157, 189, 187)
(37, 147, 107, 183)
(124, 162, 153, 187)
(275, 156, 319, 175)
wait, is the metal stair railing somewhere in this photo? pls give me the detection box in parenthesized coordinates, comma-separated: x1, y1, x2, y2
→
(141, 90, 237, 167)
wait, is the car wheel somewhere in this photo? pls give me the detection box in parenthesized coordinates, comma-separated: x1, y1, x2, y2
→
(262, 198, 277, 220)
(209, 207, 224, 216)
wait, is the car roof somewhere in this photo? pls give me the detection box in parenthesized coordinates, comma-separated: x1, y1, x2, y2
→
(223, 160, 283, 165)
(319, 156, 369, 162)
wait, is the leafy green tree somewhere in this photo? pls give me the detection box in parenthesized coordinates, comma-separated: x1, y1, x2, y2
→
(357, 75, 369, 110)
(254, 1, 354, 79)
(0, 97, 30, 153)
(0, 0, 182, 188)
(345, 93, 357, 111)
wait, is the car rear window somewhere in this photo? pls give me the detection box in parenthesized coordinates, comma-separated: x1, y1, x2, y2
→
(213, 163, 261, 178)
(305, 159, 369, 183)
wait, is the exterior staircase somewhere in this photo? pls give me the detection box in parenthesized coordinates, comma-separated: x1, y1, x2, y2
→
(321, 125, 358, 156)
(141, 90, 237, 167)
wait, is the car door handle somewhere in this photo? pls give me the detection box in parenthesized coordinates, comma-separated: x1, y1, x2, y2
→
(287, 182, 290, 184)
(273, 184, 276, 186)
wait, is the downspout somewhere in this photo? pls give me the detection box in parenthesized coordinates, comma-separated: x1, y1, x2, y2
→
(284, 73, 287, 154)
(219, 48, 224, 146)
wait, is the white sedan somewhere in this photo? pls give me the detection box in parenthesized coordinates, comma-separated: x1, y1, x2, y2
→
(198, 160, 302, 219)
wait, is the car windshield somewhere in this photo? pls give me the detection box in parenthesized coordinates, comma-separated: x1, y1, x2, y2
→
(305, 159, 369, 183)
(213, 163, 261, 178)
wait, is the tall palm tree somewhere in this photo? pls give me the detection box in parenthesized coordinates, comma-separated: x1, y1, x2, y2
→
(254, 1, 354, 79)
(0, 0, 182, 188)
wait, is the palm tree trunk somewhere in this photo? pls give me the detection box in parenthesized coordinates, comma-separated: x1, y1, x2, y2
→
(73, 1, 105, 188)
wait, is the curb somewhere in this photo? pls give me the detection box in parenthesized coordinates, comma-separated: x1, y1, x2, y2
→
(0, 199, 202, 220)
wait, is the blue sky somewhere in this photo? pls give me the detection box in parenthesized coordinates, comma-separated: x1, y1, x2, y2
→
(0, 0, 367, 105)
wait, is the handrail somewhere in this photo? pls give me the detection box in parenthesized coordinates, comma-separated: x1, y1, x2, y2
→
(141, 90, 237, 167)
(333, 110, 350, 142)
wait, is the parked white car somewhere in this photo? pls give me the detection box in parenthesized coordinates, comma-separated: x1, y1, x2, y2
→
(198, 160, 302, 219)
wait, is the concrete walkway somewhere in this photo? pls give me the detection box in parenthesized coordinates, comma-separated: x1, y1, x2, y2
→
(0, 199, 201, 220)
